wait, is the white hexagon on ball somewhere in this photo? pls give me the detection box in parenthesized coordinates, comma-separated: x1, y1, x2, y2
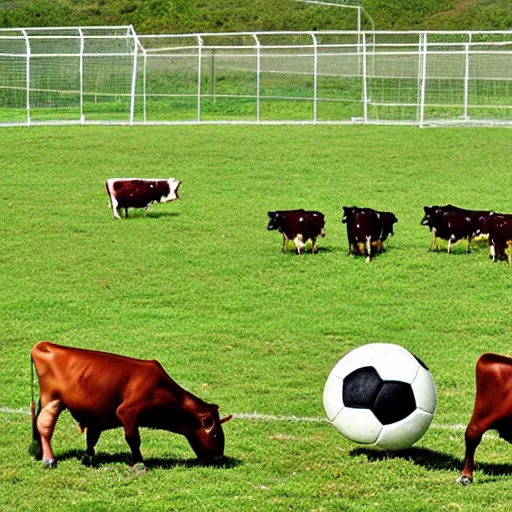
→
(323, 343, 437, 451)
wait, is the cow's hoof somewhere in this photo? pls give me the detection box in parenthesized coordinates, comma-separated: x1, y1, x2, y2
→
(455, 475, 472, 485)
(43, 459, 57, 469)
(130, 463, 147, 475)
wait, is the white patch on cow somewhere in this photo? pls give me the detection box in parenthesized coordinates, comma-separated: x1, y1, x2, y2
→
(356, 224, 360, 229)
(299, 217, 304, 222)
(161, 178, 181, 203)
(106, 178, 121, 219)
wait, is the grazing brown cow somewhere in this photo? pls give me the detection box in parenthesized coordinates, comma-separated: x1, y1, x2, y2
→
(457, 353, 512, 485)
(30, 341, 232, 471)
(106, 178, 181, 219)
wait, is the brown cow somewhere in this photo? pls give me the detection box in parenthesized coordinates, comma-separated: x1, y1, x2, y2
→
(457, 353, 512, 485)
(106, 178, 181, 219)
(30, 341, 232, 471)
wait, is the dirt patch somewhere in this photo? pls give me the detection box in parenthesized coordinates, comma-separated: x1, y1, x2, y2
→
(429, 0, 476, 19)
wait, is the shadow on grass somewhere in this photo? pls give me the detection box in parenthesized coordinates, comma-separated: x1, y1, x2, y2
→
(279, 246, 336, 255)
(56, 448, 240, 470)
(128, 211, 180, 219)
(350, 446, 512, 478)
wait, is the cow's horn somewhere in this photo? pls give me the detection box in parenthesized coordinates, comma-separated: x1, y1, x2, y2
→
(220, 415, 233, 424)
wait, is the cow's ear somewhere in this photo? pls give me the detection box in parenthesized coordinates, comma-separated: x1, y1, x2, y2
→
(268, 211, 276, 218)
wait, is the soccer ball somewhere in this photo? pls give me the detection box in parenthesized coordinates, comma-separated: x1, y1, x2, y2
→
(323, 343, 437, 450)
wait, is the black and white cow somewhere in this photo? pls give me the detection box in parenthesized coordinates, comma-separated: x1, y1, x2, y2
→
(342, 206, 398, 262)
(267, 209, 326, 254)
(421, 204, 492, 253)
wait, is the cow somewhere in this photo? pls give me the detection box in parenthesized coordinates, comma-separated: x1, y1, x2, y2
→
(267, 209, 326, 254)
(488, 213, 512, 264)
(457, 353, 512, 485)
(105, 178, 181, 219)
(421, 205, 492, 253)
(342, 206, 398, 263)
(30, 341, 232, 471)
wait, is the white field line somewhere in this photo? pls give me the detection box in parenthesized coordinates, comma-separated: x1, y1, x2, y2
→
(0, 406, 466, 432)
(3, 406, 503, 440)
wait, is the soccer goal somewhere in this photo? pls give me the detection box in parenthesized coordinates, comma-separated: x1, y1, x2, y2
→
(0, 26, 511, 127)
(0, 26, 143, 126)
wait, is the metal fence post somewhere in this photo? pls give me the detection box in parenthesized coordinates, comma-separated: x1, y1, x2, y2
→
(22, 29, 30, 126)
(197, 35, 203, 123)
(311, 32, 318, 123)
(362, 31, 368, 122)
(419, 32, 428, 128)
(78, 28, 84, 124)
(463, 33, 472, 121)
(252, 34, 261, 123)
(143, 52, 147, 123)
(129, 27, 138, 125)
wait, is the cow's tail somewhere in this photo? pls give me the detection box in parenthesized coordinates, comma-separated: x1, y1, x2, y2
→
(29, 356, 42, 460)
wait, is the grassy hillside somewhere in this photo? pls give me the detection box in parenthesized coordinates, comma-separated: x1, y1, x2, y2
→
(0, 0, 511, 33)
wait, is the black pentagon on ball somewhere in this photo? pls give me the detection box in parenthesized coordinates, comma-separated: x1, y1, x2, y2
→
(343, 366, 417, 425)
(373, 381, 416, 425)
(343, 366, 383, 409)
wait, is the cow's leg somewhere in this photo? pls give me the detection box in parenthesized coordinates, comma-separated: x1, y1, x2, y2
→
(429, 230, 437, 251)
(124, 208, 129, 218)
(456, 422, 485, 485)
(466, 237, 472, 254)
(124, 425, 145, 472)
(281, 235, 289, 253)
(83, 428, 102, 466)
(293, 234, 304, 255)
(111, 198, 122, 220)
(365, 236, 372, 263)
(490, 244, 496, 261)
(117, 407, 145, 471)
(312, 236, 318, 254)
(36, 399, 63, 468)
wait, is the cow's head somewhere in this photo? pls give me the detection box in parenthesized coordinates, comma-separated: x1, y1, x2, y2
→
(184, 405, 233, 462)
(161, 178, 181, 202)
(267, 211, 281, 231)
(384, 212, 398, 236)
(421, 206, 435, 225)
(342, 206, 355, 224)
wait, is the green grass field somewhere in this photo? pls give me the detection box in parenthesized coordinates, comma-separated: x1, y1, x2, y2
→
(1, 124, 512, 511)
